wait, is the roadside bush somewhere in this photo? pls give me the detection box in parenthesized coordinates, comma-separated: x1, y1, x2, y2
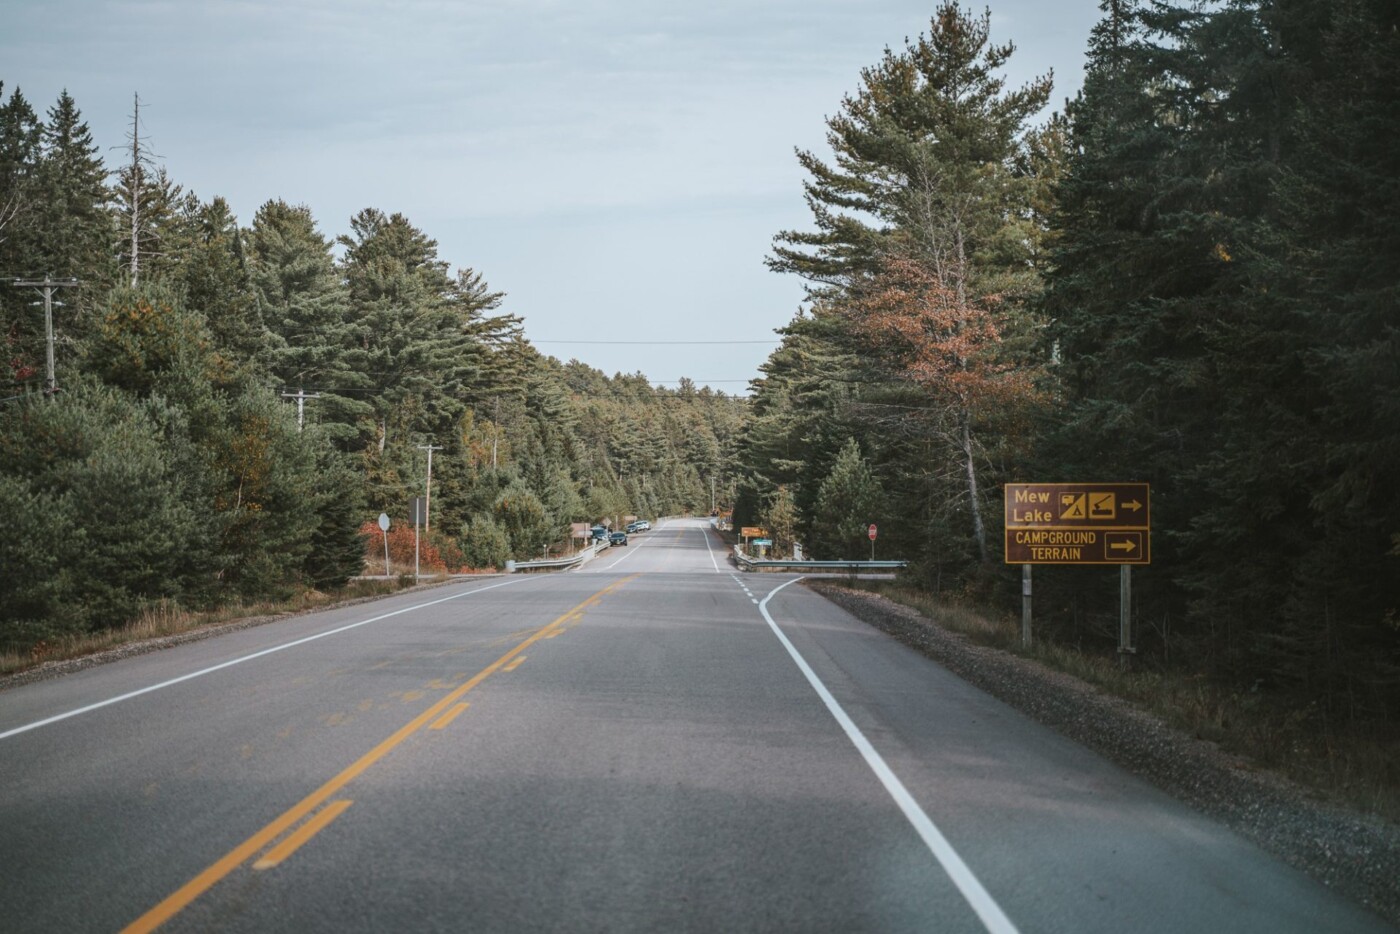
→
(461, 515, 512, 569)
(363, 521, 446, 573)
(493, 483, 554, 559)
(0, 383, 212, 636)
(303, 447, 369, 588)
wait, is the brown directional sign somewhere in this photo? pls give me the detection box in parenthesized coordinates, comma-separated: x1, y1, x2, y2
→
(1004, 483, 1150, 565)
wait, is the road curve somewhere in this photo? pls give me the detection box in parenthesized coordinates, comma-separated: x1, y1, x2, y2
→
(0, 518, 1389, 932)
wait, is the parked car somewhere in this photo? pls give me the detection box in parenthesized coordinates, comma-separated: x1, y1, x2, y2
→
(635, 520, 651, 532)
(590, 526, 609, 541)
(609, 531, 628, 546)
(625, 521, 639, 533)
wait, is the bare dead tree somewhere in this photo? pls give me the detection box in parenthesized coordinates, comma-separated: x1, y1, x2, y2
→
(0, 191, 20, 246)
(113, 93, 163, 287)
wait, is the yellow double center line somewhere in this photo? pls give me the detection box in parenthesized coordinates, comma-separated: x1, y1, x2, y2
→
(123, 575, 637, 933)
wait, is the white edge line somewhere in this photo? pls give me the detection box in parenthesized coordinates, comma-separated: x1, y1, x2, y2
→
(701, 521, 722, 573)
(0, 578, 528, 742)
(758, 577, 1019, 934)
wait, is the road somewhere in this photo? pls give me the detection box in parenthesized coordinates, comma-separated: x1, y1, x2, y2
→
(0, 518, 1390, 932)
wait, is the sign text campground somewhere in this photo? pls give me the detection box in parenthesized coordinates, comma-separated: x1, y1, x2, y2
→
(1004, 483, 1151, 565)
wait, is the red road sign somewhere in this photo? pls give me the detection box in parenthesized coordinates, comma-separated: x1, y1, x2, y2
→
(868, 524, 878, 541)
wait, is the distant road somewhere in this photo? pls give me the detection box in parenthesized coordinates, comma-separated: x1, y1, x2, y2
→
(0, 518, 1389, 932)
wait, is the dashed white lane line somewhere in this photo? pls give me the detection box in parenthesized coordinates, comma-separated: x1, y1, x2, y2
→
(757, 578, 1019, 934)
(590, 527, 665, 571)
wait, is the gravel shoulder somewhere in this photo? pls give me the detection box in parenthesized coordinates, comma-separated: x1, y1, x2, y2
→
(808, 580, 1400, 928)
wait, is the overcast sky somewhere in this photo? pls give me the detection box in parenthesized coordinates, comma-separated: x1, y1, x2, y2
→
(4, 0, 1103, 393)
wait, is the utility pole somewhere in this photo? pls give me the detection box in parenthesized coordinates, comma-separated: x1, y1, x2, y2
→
(417, 443, 443, 532)
(10, 276, 79, 395)
(491, 396, 500, 470)
(280, 388, 321, 431)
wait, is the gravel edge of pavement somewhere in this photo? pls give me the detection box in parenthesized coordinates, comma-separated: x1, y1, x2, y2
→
(0, 576, 498, 694)
(806, 580, 1400, 928)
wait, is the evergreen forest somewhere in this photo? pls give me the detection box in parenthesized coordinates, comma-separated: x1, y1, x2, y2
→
(0, 87, 744, 649)
(3, 0, 1398, 751)
(734, 0, 1400, 736)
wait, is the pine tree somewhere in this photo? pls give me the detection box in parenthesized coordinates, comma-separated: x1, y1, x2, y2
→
(179, 197, 266, 369)
(763, 2, 1055, 570)
(302, 445, 368, 589)
(761, 485, 799, 557)
(0, 85, 45, 387)
(339, 208, 500, 451)
(247, 199, 365, 442)
(34, 91, 114, 310)
(0, 84, 40, 254)
(492, 482, 554, 559)
(810, 438, 884, 559)
(846, 257, 1043, 562)
(769, 1, 1051, 298)
(460, 514, 511, 570)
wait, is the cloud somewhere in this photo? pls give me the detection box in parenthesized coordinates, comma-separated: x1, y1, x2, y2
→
(4, 0, 1102, 389)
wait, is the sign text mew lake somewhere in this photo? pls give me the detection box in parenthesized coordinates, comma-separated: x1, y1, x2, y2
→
(1004, 483, 1151, 565)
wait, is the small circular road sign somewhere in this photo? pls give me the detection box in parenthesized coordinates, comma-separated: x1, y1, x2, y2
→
(378, 512, 391, 532)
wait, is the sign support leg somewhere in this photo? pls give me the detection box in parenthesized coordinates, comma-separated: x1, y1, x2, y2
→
(1021, 564, 1032, 649)
(1119, 564, 1134, 671)
(383, 531, 390, 578)
(414, 515, 421, 583)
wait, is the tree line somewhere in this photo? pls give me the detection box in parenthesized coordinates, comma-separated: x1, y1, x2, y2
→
(733, 0, 1399, 731)
(0, 86, 744, 650)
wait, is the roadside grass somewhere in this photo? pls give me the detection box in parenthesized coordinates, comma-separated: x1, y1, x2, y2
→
(0, 579, 412, 678)
(854, 581, 1400, 823)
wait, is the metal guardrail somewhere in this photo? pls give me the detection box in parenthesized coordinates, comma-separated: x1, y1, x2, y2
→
(731, 546, 907, 572)
(509, 540, 608, 573)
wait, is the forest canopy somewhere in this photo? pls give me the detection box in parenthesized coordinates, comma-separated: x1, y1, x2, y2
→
(735, 0, 1400, 731)
(0, 85, 745, 646)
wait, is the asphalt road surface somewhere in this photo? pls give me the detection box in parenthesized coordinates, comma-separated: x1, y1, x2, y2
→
(0, 518, 1390, 932)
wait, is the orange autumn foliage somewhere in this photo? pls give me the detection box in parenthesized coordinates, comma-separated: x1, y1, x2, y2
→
(359, 521, 448, 573)
(845, 256, 1040, 417)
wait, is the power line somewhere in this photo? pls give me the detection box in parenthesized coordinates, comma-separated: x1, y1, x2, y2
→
(297, 380, 754, 392)
(533, 339, 779, 346)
